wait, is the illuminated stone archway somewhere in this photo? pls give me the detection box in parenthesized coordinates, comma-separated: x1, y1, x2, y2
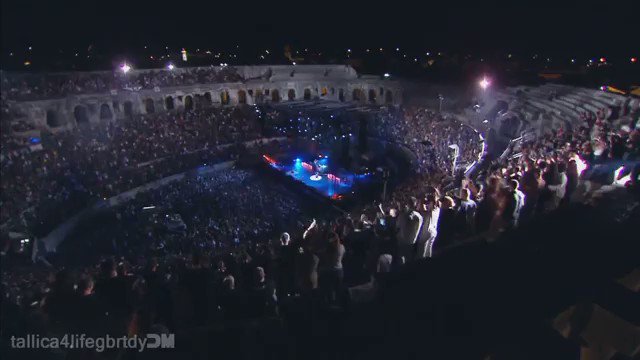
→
(237, 90, 247, 104)
(220, 91, 230, 105)
(184, 95, 194, 111)
(271, 89, 280, 102)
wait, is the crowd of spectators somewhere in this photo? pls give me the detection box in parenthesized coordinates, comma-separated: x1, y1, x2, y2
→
(0, 106, 263, 235)
(1, 89, 639, 358)
(0, 67, 244, 100)
(370, 107, 484, 174)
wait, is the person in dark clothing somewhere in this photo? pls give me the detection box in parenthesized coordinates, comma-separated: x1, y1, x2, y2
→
(344, 220, 374, 285)
(245, 266, 277, 318)
(457, 188, 477, 237)
(93, 259, 132, 335)
(74, 274, 107, 335)
(275, 232, 296, 299)
(217, 275, 244, 320)
(476, 177, 501, 233)
(319, 232, 345, 305)
(182, 252, 210, 326)
(563, 158, 579, 205)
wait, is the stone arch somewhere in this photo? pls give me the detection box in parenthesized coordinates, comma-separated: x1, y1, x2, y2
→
(184, 95, 194, 111)
(165, 96, 175, 110)
(304, 88, 312, 101)
(321, 87, 328, 96)
(330, 88, 335, 96)
(74, 105, 89, 124)
(288, 89, 296, 101)
(379, 87, 384, 96)
(220, 91, 230, 105)
(271, 89, 280, 102)
(204, 92, 213, 106)
(194, 94, 204, 110)
(254, 89, 264, 104)
(237, 90, 247, 104)
(352, 89, 363, 102)
(124, 101, 133, 117)
(339, 89, 345, 102)
(385, 90, 393, 104)
(144, 98, 155, 114)
(100, 103, 113, 119)
(368, 89, 377, 103)
(46, 110, 60, 127)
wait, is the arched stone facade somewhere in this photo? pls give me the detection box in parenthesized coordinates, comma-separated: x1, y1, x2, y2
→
(4, 65, 402, 132)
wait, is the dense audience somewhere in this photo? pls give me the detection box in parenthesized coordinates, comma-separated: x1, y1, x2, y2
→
(371, 107, 484, 174)
(0, 106, 263, 235)
(1, 83, 638, 359)
(0, 67, 244, 100)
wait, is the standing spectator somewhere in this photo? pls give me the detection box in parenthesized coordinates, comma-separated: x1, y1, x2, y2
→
(457, 187, 477, 236)
(417, 194, 439, 259)
(434, 196, 457, 254)
(319, 232, 345, 305)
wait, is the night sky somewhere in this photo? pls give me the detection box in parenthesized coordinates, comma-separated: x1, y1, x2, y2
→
(1, 0, 638, 57)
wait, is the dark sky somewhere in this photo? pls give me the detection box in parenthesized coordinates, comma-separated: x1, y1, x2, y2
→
(1, 0, 638, 56)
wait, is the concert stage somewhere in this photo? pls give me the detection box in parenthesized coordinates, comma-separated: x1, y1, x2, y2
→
(261, 152, 373, 202)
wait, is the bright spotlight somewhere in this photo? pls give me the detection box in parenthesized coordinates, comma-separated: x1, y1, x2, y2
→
(167, 63, 175, 70)
(383, 73, 390, 78)
(120, 63, 131, 74)
(479, 77, 491, 90)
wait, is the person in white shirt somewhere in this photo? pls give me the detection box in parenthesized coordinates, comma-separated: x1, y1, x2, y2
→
(417, 194, 440, 259)
(397, 204, 423, 263)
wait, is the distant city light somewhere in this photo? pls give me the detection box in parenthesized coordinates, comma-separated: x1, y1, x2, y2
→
(632, 57, 638, 63)
(599, 57, 606, 63)
(383, 73, 390, 78)
(181, 48, 188, 61)
(120, 63, 131, 74)
(347, 49, 352, 53)
(571, 59, 576, 63)
(292, 61, 296, 65)
(396, 47, 400, 51)
(167, 63, 175, 70)
(479, 77, 491, 90)
(24, 61, 31, 66)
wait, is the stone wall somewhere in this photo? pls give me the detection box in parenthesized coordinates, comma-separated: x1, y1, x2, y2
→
(6, 65, 402, 134)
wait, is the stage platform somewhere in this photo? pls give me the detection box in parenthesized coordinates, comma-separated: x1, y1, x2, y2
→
(262, 152, 372, 201)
